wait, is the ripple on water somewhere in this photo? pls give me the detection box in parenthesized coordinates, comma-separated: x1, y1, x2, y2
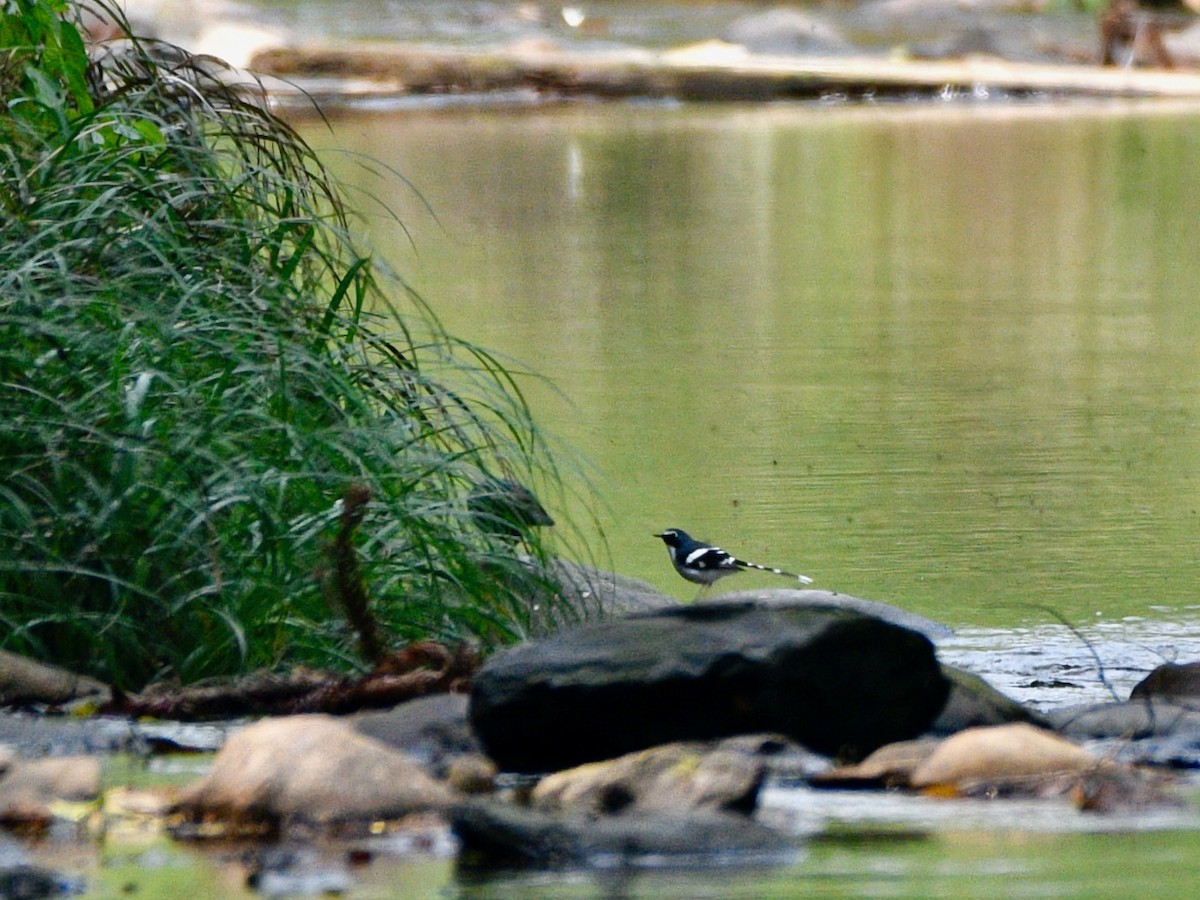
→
(936, 615, 1200, 711)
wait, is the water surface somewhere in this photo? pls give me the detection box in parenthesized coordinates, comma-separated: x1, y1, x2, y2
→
(301, 100, 1200, 633)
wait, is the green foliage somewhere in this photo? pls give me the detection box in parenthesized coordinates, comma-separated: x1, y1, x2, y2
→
(0, 1, 579, 688)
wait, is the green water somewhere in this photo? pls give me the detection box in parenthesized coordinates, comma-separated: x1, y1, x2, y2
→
(301, 100, 1200, 629)
(80, 817, 1200, 897)
(67, 92, 1200, 898)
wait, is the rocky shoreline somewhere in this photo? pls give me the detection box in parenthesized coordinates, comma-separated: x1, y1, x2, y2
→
(3, 577, 1200, 893)
(100, 1, 1200, 111)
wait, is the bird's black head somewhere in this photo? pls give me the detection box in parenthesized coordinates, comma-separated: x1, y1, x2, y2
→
(653, 528, 690, 548)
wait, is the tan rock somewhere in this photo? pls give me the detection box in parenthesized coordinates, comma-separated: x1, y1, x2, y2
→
(910, 723, 1095, 790)
(531, 742, 764, 815)
(0, 755, 101, 822)
(810, 737, 942, 788)
(175, 714, 455, 826)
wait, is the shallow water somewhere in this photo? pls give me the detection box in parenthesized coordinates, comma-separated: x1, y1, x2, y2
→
(301, 100, 1200, 635)
(257, 99, 1200, 895)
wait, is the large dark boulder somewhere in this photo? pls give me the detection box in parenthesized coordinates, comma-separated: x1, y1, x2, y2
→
(470, 602, 949, 772)
(930, 665, 1049, 735)
(702, 589, 952, 641)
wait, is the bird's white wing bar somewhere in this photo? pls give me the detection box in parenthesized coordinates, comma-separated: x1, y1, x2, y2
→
(684, 546, 736, 570)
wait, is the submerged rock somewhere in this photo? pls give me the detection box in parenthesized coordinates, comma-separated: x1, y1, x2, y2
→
(1048, 699, 1200, 740)
(241, 846, 353, 897)
(1048, 698, 1200, 768)
(470, 601, 950, 772)
(0, 755, 101, 827)
(451, 800, 798, 869)
(0, 862, 80, 899)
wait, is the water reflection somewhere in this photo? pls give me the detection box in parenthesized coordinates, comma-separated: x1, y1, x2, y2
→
(300, 101, 1200, 630)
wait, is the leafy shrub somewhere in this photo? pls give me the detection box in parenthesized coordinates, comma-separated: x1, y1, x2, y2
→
(0, 1, 578, 688)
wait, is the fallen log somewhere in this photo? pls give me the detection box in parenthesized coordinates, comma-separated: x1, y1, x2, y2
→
(249, 40, 1200, 106)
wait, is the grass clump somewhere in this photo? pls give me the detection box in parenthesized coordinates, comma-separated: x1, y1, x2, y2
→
(0, 1, 582, 689)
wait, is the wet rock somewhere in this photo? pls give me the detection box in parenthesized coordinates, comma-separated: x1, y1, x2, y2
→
(451, 800, 798, 869)
(810, 737, 942, 789)
(174, 714, 455, 831)
(1120, 729, 1200, 769)
(531, 742, 765, 816)
(0, 712, 233, 758)
(717, 733, 830, 782)
(1048, 698, 1200, 740)
(700, 589, 953, 641)
(910, 723, 1096, 791)
(930, 665, 1049, 735)
(1048, 698, 1200, 768)
(0, 863, 80, 899)
(132, 720, 229, 754)
(499, 560, 679, 637)
(1051, 661, 1200, 765)
(352, 693, 479, 774)
(1130, 662, 1200, 706)
(241, 846, 352, 897)
(545, 560, 679, 623)
(0, 755, 101, 825)
(350, 693, 497, 792)
(0, 713, 155, 757)
(846, 0, 1096, 65)
(470, 602, 949, 772)
(0, 650, 110, 708)
(908, 25, 1012, 61)
(1, 835, 85, 895)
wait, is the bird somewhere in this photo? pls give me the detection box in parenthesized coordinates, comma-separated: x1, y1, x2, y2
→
(653, 528, 813, 590)
(468, 477, 554, 544)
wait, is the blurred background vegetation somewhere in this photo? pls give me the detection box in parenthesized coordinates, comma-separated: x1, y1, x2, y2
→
(0, 0, 586, 690)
